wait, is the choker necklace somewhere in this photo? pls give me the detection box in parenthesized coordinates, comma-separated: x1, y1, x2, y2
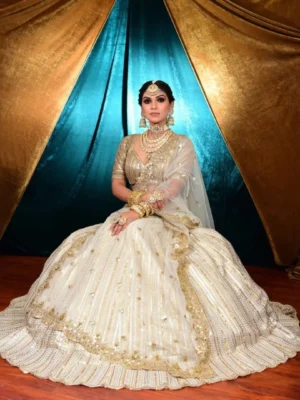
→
(148, 123, 170, 133)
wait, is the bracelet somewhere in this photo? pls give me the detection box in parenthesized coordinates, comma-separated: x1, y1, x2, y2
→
(128, 190, 146, 207)
(139, 201, 154, 217)
(130, 204, 145, 218)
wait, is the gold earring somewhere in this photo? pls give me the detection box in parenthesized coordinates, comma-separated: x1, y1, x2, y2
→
(167, 108, 174, 126)
(139, 111, 147, 128)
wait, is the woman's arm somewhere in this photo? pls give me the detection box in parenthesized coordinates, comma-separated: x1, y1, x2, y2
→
(111, 178, 131, 202)
(111, 136, 131, 203)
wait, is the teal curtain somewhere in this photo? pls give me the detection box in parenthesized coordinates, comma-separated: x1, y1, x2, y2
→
(0, 0, 275, 266)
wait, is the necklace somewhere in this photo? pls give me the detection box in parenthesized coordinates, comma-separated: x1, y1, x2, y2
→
(140, 129, 173, 154)
(143, 128, 171, 144)
(148, 123, 170, 134)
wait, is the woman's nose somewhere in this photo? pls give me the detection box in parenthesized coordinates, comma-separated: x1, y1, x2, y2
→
(151, 100, 158, 109)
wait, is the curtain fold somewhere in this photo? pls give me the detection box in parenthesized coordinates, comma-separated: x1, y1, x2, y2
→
(0, 0, 115, 238)
(0, 0, 129, 255)
(1, 0, 275, 268)
(164, 0, 300, 265)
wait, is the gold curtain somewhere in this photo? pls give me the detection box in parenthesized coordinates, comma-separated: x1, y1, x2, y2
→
(0, 0, 115, 238)
(164, 0, 300, 266)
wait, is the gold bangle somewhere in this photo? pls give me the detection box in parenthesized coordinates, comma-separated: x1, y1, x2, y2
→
(128, 190, 145, 207)
(139, 202, 149, 217)
(147, 202, 155, 215)
(139, 201, 154, 217)
(130, 204, 145, 218)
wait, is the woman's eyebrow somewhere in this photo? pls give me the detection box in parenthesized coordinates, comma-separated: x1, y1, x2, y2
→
(142, 94, 166, 99)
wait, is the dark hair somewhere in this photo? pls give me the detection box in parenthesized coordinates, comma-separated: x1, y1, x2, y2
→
(138, 80, 175, 105)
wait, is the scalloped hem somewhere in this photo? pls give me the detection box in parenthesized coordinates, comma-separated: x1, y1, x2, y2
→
(1, 296, 300, 390)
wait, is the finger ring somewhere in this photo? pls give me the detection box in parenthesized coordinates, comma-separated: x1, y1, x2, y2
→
(112, 214, 121, 223)
(154, 191, 164, 200)
(118, 216, 127, 225)
(148, 194, 156, 203)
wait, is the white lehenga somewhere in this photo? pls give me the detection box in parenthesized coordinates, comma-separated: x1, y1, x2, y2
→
(0, 133, 299, 390)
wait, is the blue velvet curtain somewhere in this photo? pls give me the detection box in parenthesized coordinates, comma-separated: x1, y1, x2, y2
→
(0, 0, 275, 266)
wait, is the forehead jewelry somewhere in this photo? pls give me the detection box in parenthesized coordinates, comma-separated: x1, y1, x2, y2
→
(145, 80, 160, 96)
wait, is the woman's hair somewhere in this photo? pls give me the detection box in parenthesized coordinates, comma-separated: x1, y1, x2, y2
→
(138, 80, 175, 105)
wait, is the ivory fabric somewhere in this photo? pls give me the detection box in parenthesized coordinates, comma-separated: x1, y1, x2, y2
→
(0, 133, 299, 390)
(164, 0, 300, 265)
(0, 0, 115, 238)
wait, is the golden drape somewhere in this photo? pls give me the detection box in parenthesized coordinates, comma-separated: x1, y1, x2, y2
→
(164, 0, 300, 266)
(0, 0, 115, 238)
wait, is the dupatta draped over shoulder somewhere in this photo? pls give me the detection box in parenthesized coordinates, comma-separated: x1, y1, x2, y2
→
(112, 132, 214, 241)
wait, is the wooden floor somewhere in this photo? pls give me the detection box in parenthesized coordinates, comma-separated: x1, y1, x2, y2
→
(0, 255, 299, 400)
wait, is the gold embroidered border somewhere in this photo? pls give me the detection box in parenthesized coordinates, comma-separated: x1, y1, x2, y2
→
(160, 210, 200, 229)
(171, 231, 214, 377)
(28, 299, 212, 379)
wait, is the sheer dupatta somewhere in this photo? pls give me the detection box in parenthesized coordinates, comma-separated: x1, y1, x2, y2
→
(148, 135, 214, 241)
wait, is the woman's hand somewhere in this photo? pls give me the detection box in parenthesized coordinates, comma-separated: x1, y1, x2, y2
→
(109, 210, 140, 236)
(140, 191, 165, 211)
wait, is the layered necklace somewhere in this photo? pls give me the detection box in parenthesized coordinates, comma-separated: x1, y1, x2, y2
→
(140, 124, 173, 160)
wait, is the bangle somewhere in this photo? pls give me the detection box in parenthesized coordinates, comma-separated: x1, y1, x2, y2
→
(139, 201, 154, 217)
(130, 204, 145, 218)
(128, 190, 145, 207)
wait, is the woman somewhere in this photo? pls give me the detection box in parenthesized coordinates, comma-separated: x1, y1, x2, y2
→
(0, 80, 299, 391)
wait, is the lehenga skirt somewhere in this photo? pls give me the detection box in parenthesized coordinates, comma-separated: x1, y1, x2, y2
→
(0, 209, 299, 390)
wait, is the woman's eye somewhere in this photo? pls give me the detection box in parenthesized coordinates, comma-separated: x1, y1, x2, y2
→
(143, 99, 151, 104)
(157, 98, 165, 102)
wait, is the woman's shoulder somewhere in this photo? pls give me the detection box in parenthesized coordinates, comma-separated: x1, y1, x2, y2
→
(118, 134, 138, 147)
(121, 133, 140, 141)
(174, 133, 194, 147)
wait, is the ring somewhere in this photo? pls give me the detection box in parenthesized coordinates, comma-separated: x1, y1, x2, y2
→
(154, 191, 164, 200)
(118, 216, 127, 226)
(148, 191, 164, 203)
(148, 194, 156, 203)
(112, 214, 120, 224)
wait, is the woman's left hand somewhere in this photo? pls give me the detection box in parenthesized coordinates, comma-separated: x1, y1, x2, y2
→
(109, 210, 140, 236)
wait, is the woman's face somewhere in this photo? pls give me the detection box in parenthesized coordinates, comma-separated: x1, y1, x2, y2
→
(141, 90, 173, 126)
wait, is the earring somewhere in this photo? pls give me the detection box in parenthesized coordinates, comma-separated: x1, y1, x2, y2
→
(139, 112, 147, 128)
(167, 108, 174, 126)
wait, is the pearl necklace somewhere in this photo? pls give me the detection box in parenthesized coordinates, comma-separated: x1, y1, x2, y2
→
(140, 129, 173, 154)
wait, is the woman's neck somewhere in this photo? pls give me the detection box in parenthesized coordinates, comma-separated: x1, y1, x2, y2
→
(148, 122, 169, 131)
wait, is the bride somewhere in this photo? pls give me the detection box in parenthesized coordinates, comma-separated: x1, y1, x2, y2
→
(0, 80, 299, 391)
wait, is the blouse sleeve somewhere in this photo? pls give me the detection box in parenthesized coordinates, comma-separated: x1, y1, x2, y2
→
(111, 136, 131, 181)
